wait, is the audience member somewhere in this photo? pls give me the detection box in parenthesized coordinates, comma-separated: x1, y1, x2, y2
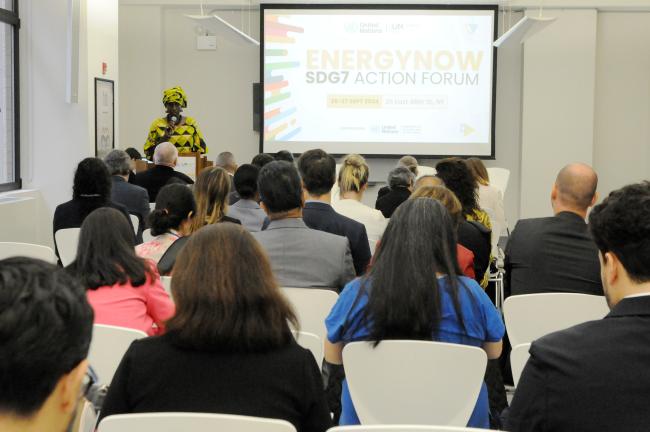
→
(124, 147, 142, 183)
(251, 152, 275, 168)
(104, 149, 150, 240)
(411, 185, 476, 279)
(228, 164, 266, 232)
(133, 142, 194, 202)
(375, 166, 415, 218)
(53, 157, 134, 262)
(275, 150, 295, 163)
(0, 257, 93, 432)
(253, 161, 355, 290)
(137, 183, 195, 263)
(297, 149, 371, 276)
(415, 174, 443, 190)
(505, 163, 602, 297)
(188, 166, 241, 233)
(99, 224, 332, 432)
(376, 156, 418, 204)
(325, 198, 504, 428)
(68, 208, 174, 336)
(465, 158, 506, 254)
(506, 181, 650, 431)
(216, 151, 240, 205)
(436, 158, 492, 287)
(332, 154, 387, 254)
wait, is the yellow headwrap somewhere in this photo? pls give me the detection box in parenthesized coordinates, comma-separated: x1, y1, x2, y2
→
(162, 86, 188, 108)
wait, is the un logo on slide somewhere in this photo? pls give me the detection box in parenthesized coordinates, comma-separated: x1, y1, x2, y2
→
(345, 23, 359, 33)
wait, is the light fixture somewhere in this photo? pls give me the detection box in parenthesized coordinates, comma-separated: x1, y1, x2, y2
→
(493, 1, 556, 48)
(184, 0, 259, 47)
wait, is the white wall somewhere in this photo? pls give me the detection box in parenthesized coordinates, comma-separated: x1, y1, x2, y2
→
(12, 0, 118, 246)
(593, 12, 650, 198)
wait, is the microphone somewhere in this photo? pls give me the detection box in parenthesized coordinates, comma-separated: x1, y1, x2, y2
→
(165, 115, 178, 137)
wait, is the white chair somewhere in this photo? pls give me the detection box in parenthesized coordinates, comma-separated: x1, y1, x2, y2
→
(161, 276, 172, 300)
(0, 242, 56, 263)
(129, 214, 140, 235)
(54, 228, 80, 266)
(142, 228, 154, 243)
(510, 343, 532, 387)
(292, 331, 323, 365)
(149, 202, 156, 210)
(329, 426, 490, 432)
(97, 413, 296, 432)
(503, 293, 609, 347)
(486, 167, 510, 196)
(87, 324, 147, 385)
(281, 287, 338, 343)
(77, 400, 98, 432)
(343, 341, 487, 426)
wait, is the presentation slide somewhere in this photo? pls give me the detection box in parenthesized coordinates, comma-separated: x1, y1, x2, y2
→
(261, 6, 497, 158)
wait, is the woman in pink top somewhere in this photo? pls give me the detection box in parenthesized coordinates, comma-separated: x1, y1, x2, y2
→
(136, 183, 195, 263)
(69, 207, 175, 336)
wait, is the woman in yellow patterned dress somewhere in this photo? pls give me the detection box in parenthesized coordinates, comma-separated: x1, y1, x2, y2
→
(144, 86, 207, 159)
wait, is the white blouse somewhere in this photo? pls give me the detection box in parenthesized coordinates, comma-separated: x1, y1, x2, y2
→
(332, 198, 387, 255)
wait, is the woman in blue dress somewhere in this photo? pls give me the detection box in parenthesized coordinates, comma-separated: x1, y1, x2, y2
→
(325, 198, 505, 428)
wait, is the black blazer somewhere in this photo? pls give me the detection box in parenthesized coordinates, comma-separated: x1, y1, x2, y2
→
(111, 176, 150, 241)
(375, 187, 411, 218)
(98, 333, 332, 432)
(506, 296, 650, 432)
(458, 220, 491, 285)
(133, 165, 194, 202)
(302, 202, 371, 276)
(53, 198, 134, 262)
(504, 211, 603, 297)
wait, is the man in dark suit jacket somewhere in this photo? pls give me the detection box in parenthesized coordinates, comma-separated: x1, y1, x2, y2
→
(297, 149, 371, 276)
(216, 151, 240, 205)
(133, 142, 193, 202)
(375, 166, 414, 218)
(506, 181, 650, 432)
(505, 163, 603, 297)
(105, 150, 150, 240)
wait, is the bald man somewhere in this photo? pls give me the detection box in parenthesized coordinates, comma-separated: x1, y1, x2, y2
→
(133, 142, 194, 202)
(504, 163, 603, 297)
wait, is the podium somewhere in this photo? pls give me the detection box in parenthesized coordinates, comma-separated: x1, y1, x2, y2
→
(135, 152, 213, 181)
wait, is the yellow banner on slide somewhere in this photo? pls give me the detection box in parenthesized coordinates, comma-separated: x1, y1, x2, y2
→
(327, 94, 382, 108)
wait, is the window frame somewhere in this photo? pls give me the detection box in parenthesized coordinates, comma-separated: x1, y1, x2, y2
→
(0, 0, 20, 193)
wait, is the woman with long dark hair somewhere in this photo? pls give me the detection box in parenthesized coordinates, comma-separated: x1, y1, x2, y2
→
(69, 207, 174, 336)
(99, 224, 332, 432)
(325, 198, 504, 428)
(53, 157, 135, 262)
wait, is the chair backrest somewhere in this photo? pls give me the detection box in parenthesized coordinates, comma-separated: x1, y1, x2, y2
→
(486, 167, 510, 195)
(510, 343, 532, 387)
(504, 293, 609, 346)
(343, 341, 487, 426)
(54, 228, 81, 266)
(329, 426, 490, 432)
(0, 242, 56, 263)
(281, 287, 338, 343)
(77, 400, 98, 432)
(149, 202, 156, 210)
(97, 413, 297, 432)
(87, 324, 147, 385)
(161, 276, 172, 300)
(142, 228, 154, 243)
(129, 214, 139, 235)
(292, 331, 323, 365)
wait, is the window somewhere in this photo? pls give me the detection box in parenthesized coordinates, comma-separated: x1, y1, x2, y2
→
(0, 1, 19, 192)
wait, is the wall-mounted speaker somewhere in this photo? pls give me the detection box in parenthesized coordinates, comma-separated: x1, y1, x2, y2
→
(252, 82, 262, 133)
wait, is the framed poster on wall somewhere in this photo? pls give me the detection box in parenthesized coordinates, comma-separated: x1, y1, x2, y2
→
(95, 78, 114, 158)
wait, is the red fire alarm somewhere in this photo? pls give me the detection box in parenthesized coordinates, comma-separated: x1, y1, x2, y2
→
(102, 62, 107, 75)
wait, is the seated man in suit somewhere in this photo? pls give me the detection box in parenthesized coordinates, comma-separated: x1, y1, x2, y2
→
(104, 149, 150, 240)
(133, 142, 193, 202)
(0, 257, 93, 432)
(252, 161, 356, 291)
(505, 163, 603, 297)
(507, 181, 650, 431)
(297, 149, 371, 276)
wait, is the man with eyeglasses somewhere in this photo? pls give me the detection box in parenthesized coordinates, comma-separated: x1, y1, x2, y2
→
(0, 257, 94, 432)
